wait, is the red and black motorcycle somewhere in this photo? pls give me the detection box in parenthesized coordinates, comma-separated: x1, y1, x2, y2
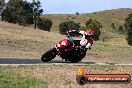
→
(41, 31, 87, 63)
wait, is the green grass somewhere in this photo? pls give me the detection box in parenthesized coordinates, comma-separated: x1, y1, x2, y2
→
(0, 75, 44, 88)
(0, 66, 47, 88)
(0, 66, 48, 88)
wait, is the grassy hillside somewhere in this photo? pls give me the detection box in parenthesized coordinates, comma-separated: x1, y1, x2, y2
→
(0, 8, 132, 63)
(0, 21, 65, 58)
(44, 8, 132, 38)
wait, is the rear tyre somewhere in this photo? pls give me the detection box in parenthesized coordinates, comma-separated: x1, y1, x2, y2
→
(60, 52, 71, 61)
(69, 49, 86, 63)
(79, 50, 86, 61)
(69, 54, 82, 63)
(41, 48, 57, 62)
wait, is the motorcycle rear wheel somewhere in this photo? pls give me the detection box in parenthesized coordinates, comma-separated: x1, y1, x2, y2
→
(41, 48, 57, 62)
(69, 49, 86, 63)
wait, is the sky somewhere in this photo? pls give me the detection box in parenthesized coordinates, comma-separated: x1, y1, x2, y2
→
(6, 0, 132, 14)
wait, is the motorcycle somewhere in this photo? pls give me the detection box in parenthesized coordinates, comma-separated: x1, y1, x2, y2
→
(41, 31, 88, 63)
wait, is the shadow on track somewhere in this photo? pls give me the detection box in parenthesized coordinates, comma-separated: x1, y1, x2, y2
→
(0, 58, 96, 65)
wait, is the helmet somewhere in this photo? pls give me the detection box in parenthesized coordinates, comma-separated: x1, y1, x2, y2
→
(85, 29, 94, 35)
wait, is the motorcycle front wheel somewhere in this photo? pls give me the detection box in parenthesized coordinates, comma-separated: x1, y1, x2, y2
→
(41, 48, 57, 62)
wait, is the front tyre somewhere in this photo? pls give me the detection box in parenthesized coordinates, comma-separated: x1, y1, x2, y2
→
(41, 48, 57, 62)
(69, 55, 81, 63)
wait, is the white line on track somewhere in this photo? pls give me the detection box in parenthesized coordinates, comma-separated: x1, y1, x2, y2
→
(0, 63, 132, 66)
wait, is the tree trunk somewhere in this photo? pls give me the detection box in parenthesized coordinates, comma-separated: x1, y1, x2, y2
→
(34, 19, 37, 29)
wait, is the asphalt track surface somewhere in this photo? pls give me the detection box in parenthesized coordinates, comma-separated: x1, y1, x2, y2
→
(0, 58, 132, 66)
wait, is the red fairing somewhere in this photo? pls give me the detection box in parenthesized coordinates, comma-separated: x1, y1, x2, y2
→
(56, 38, 73, 52)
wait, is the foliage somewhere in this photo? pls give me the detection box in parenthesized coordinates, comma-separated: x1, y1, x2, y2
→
(125, 13, 132, 45)
(76, 12, 79, 15)
(1, 0, 33, 26)
(1, 0, 19, 23)
(118, 25, 124, 34)
(84, 18, 102, 41)
(16, 0, 34, 26)
(0, 0, 5, 14)
(1, 0, 43, 27)
(37, 17, 52, 31)
(32, 0, 43, 28)
(59, 21, 80, 35)
(111, 23, 116, 29)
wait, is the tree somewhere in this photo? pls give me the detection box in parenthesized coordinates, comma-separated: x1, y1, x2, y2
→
(111, 22, 115, 29)
(32, 0, 43, 28)
(16, 0, 34, 26)
(1, 0, 18, 23)
(101, 30, 107, 42)
(1, 0, 34, 26)
(59, 21, 80, 35)
(84, 18, 102, 41)
(118, 25, 124, 34)
(76, 12, 79, 15)
(0, 0, 5, 15)
(124, 13, 132, 45)
(37, 17, 52, 31)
